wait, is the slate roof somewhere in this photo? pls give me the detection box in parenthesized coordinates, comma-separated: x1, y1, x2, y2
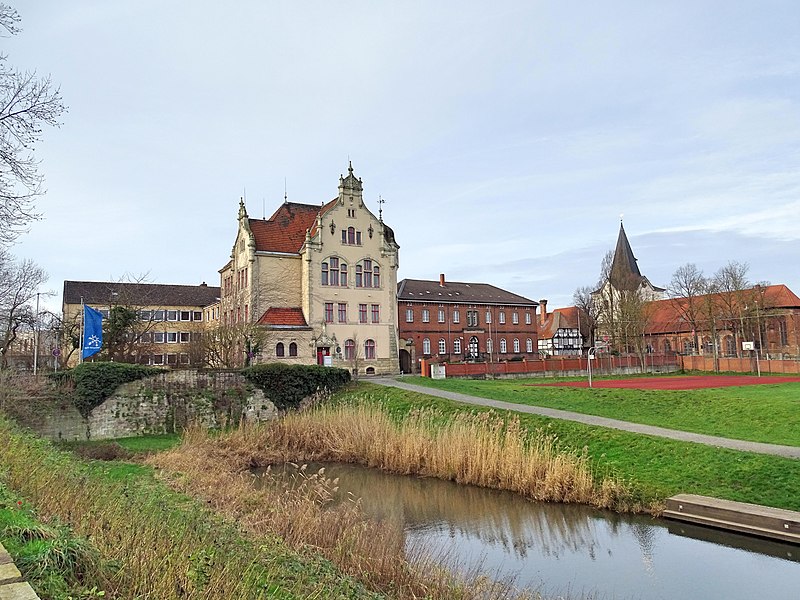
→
(646, 284, 800, 335)
(608, 223, 665, 292)
(249, 200, 336, 254)
(63, 281, 221, 308)
(257, 307, 310, 328)
(398, 278, 537, 306)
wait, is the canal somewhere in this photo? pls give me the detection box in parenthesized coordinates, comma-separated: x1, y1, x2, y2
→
(256, 462, 799, 599)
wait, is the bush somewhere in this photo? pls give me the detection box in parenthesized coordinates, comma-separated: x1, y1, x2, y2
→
(241, 364, 351, 410)
(58, 362, 163, 417)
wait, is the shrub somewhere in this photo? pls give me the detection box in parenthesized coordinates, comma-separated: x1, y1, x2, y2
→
(58, 362, 163, 417)
(241, 364, 350, 410)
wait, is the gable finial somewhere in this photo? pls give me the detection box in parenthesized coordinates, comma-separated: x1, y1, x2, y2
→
(348, 160, 353, 176)
(620, 212, 624, 224)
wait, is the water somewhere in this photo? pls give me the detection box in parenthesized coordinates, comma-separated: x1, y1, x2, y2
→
(255, 463, 800, 599)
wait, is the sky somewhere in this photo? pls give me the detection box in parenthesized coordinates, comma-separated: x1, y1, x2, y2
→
(7, 0, 800, 313)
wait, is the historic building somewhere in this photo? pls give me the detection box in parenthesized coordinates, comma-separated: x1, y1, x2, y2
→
(219, 163, 400, 374)
(62, 280, 220, 367)
(397, 274, 538, 373)
(644, 284, 800, 358)
(537, 301, 584, 356)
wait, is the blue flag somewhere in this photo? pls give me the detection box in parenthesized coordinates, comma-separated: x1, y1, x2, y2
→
(82, 305, 104, 359)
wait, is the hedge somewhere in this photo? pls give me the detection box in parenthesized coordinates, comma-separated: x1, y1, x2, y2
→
(56, 362, 163, 417)
(241, 363, 351, 410)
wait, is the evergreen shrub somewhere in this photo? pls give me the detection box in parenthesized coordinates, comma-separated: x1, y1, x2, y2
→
(241, 363, 350, 410)
(56, 362, 163, 417)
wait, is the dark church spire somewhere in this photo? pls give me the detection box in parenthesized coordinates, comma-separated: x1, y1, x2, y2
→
(609, 222, 642, 289)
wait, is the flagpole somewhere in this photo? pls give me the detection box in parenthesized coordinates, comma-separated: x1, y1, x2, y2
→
(79, 296, 84, 364)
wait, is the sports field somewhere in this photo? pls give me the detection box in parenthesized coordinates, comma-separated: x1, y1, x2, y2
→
(532, 374, 800, 390)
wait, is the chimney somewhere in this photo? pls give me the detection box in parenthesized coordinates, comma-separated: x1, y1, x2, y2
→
(539, 299, 548, 325)
(439, 273, 446, 287)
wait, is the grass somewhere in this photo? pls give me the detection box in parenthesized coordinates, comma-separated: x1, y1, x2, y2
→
(0, 415, 386, 599)
(403, 376, 800, 446)
(350, 383, 800, 511)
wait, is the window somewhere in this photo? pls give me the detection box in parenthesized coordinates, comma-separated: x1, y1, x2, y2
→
(152, 354, 164, 365)
(422, 309, 430, 323)
(193, 311, 202, 321)
(371, 304, 380, 323)
(364, 339, 376, 359)
(406, 308, 414, 322)
(373, 265, 380, 287)
(167, 354, 177, 365)
(324, 302, 334, 323)
(454, 338, 462, 354)
(359, 304, 368, 323)
(289, 342, 298, 357)
(500, 338, 507, 353)
(468, 336, 479, 356)
(180, 311, 191, 321)
(139, 332, 152, 343)
(438, 339, 446, 354)
(513, 338, 520, 353)
(438, 309, 445, 323)
(276, 342, 285, 357)
(153, 332, 165, 343)
(422, 338, 431, 355)
(322, 261, 329, 285)
(167, 310, 178, 321)
(467, 311, 478, 327)
(485, 311, 491, 324)
(344, 339, 355, 360)
(167, 332, 178, 343)
(355, 265, 362, 287)
(512, 312, 519, 325)
(330, 258, 339, 286)
(179, 332, 190, 343)
(338, 303, 347, 323)
(525, 312, 531, 325)
(452, 310, 460, 324)
(348, 227, 356, 245)
(526, 338, 533, 353)
(340, 263, 348, 286)
(487, 338, 493, 353)
(499, 311, 506, 324)
(363, 260, 373, 288)
(139, 310, 152, 321)
(180, 353, 190, 365)
(153, 310, 165, 321)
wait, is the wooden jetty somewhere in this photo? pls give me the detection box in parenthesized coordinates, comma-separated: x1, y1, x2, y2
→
(663, 494, 800, 545)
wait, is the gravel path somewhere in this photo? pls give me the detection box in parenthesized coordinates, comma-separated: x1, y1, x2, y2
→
(371, 377, 800, 459)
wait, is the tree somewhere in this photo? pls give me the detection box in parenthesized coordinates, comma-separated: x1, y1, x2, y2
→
(201, 322, 266, 369)
(572, 285, 599, 350)
(668, 263, 708, 353)
(0, 4, 66, 245)
(712, 261, 751, 357)
(0, 249, 47, 367)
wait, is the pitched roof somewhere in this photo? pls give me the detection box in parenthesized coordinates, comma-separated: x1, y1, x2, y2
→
(609, 223, 642, 289)
(63, 281, 221, 308)
(257, 307, 310, 328)
(249, 202, 326, 254)
(539, 306, 582, 338)
(645, 284, 800, 335)
(397, 278, 537, 306)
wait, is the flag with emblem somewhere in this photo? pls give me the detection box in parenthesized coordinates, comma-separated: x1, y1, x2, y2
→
(82, 305, 104, 359)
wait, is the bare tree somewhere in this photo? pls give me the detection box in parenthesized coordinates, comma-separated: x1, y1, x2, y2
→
(668, 263, 708, 353)
(0, 250, 47, 367)
(0, 4, 66, 245)
(712, 261, 751, 357)
(202, 321, 267, 369)
(572, 285, 599, 350)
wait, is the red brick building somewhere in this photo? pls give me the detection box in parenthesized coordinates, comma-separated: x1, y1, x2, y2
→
(397, 275, 538, 373)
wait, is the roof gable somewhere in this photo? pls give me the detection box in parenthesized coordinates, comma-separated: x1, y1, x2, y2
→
(257, 307, 309, 328)
(249, 202, 323, 254)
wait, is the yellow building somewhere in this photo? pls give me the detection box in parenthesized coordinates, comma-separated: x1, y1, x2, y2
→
(219, 163, 401, 374)
(62, 281, 220, 367)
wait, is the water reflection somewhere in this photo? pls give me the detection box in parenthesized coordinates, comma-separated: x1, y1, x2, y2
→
(256, 463, 800, 600)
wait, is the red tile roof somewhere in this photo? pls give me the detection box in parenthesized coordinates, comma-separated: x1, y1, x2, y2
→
(539, 306, 582, 338)
(646, 284, 800, 335)
(249, 202, 325, 254)
(257, 307, 309, 328)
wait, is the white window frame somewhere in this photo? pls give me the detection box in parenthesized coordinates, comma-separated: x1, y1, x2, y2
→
(454, 338, 462, 354)
(452, 309, 460, 324)
(499, 311, 506, 325)
(512, 312, 519, 325)
(422, 309, 430, 323)
(406, 308, 414, 322)
(422, 338, 431, 355)
(438, 339, 446, 354)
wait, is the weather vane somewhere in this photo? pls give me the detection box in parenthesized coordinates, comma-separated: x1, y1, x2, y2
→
(378, 195, 385, 221)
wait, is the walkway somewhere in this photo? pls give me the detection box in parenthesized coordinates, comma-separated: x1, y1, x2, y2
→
(371, 378, 800, 460)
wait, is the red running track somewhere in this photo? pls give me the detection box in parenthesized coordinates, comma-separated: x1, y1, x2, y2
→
(532, 375, 800, 390)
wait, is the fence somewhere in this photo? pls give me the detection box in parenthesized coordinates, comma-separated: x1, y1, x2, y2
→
(682, 355, 800, 375)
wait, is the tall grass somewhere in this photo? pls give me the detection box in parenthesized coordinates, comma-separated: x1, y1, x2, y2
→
(0, 416, 381, 599)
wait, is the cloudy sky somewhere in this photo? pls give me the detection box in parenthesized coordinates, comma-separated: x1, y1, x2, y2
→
(8, 1, 800, 312)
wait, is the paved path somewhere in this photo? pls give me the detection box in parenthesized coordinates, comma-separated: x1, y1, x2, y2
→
(372, 378, 800, 459)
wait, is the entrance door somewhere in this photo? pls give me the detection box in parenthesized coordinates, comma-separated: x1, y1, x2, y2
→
(468, 336, 479, 359)
(399, 349, 412, 374)
(316, 347, 330, 365)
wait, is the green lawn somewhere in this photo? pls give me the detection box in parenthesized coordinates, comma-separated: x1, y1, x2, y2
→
(349, 383, 800, 511)
(402, 376, 800, 446)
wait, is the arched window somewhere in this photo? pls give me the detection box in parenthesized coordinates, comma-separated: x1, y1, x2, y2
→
(422, 338, 431, 355)
(363, 260, 373, 288)
(373, 265, 380, 287)
(468, 336, 479, 357)
(500, 338, 507, 353)
(486, 338, 493, 354)
(330, 257, 339, 286)
(321, 262, 329, 285)
(276, 342, 285, 357)
(526, 338, 533, 353)
(438, 339, 446, 354)
(289, 342, 297, 357)
(454, 338, 462, 354)
(355, 259, 380, 288)
(364, 339, 376, 359)
(344, 339, 355, 360)
(513, 338, 520, 353)
(348, 226, 356, 245)
(340, 263, 348, 286)
(355, 264, 362, 287)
